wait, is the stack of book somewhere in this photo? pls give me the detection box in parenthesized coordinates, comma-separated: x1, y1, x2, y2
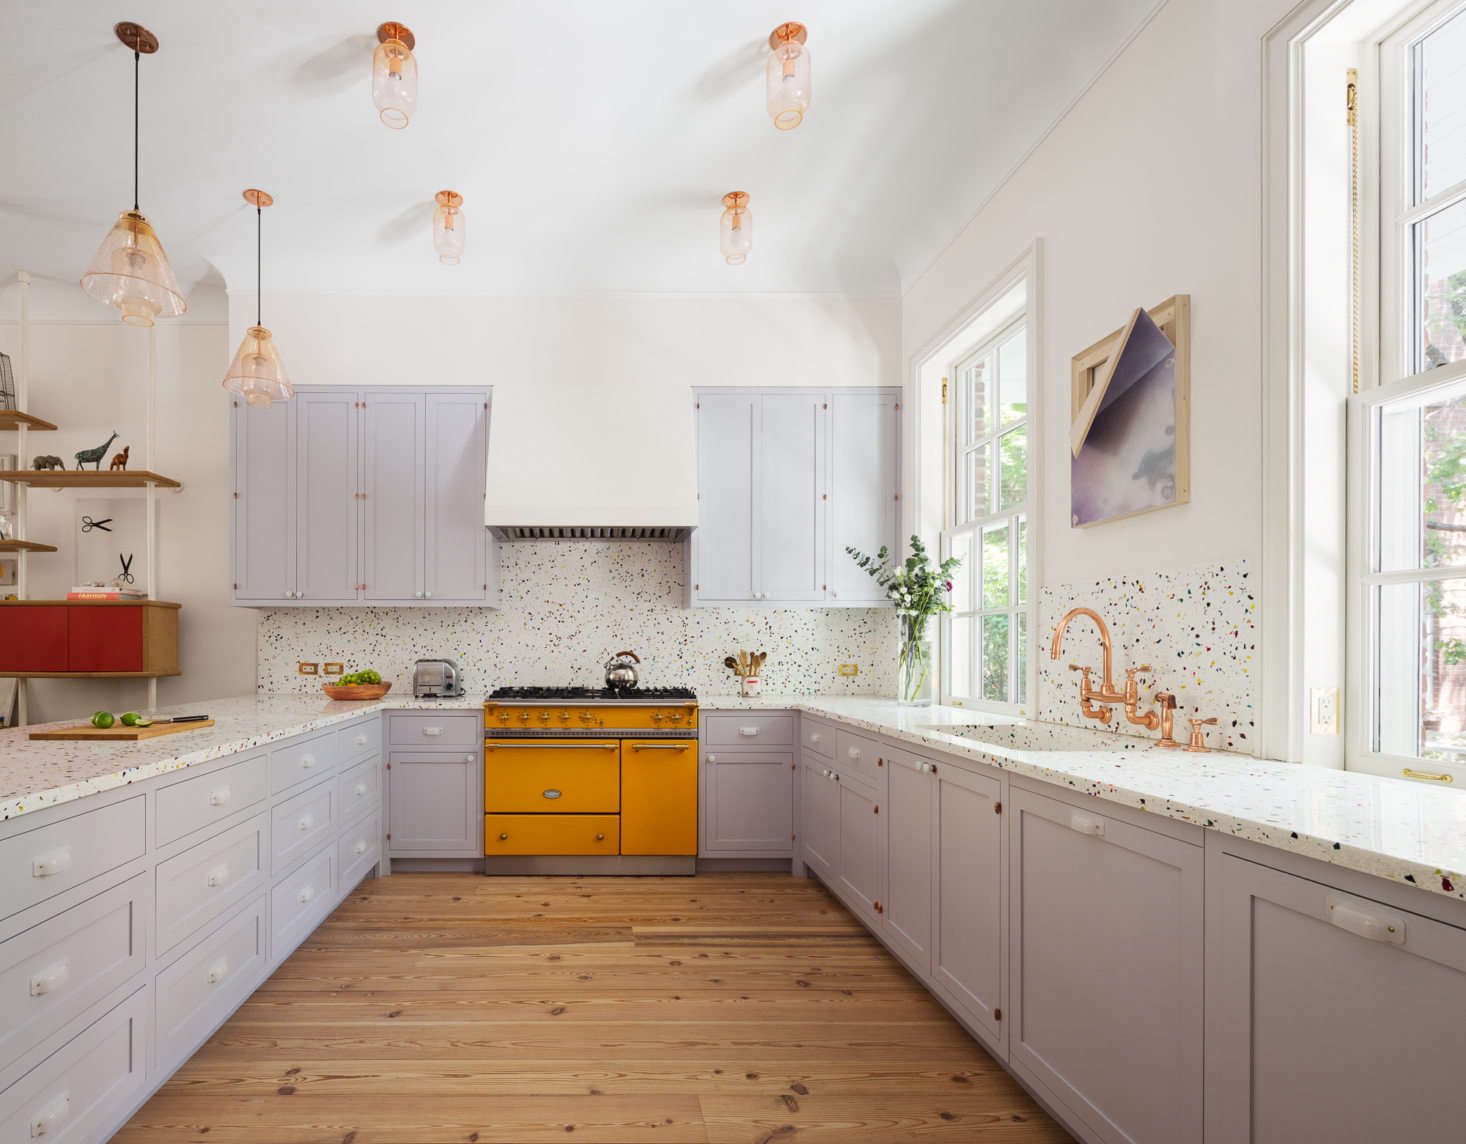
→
(66, 586, 147, 601)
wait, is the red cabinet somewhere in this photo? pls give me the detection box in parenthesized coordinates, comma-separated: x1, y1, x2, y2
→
(0, 602, 179, 676)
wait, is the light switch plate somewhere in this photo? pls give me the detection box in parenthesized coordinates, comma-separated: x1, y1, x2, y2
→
(323, 662, 344, 675)
(298, 662, 319, 675)
(838, 664, 859, 677)
(1310, 686, 1339, 735)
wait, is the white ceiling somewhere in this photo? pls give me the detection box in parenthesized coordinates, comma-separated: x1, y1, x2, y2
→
(1, 1, 1156, 299)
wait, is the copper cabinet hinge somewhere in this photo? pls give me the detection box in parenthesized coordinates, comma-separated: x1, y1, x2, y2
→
(941, 377, 948, 404)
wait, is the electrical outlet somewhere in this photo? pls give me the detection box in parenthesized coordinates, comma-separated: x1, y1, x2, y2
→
(323, 662, 344, 676)
(298, 662, 319, 675)
(838, 664, 859, 677)
(1310, 686, 1339, 735)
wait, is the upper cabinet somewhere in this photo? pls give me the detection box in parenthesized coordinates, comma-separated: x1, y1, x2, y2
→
(692, 388, 899, 607)
(232, 387, 497, 608)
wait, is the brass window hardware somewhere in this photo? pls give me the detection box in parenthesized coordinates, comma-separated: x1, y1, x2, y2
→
(1403, 768, 1454, 784)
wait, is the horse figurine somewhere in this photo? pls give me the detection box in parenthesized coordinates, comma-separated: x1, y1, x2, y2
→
(109, 445, 130, 472)
(75, 431, 119, 471)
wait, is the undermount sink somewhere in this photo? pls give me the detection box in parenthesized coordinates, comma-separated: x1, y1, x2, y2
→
(930, 722, 1148, 753)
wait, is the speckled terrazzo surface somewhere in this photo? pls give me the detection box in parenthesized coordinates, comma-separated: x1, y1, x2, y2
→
(256, 541, 898, 697)
(0, 694, 479, 824)
(706, 695, 1466, 905)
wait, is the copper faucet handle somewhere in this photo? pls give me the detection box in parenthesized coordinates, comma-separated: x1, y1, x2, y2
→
(1154, 691, 1177, 708)
(1124, 664, 1153, 680)
(1067, 663, 1089, 674)
(1185, 717, 1218, 753)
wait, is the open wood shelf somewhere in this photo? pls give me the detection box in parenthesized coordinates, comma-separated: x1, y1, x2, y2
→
(0, 410, 58, 432)
(0, 540, 57, 553)
(0, 599, 179, 607)
(0, 470, 182, 490)
(0, 670, 181, 678)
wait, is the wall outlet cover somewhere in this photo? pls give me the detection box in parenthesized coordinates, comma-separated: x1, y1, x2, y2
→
(838, 664, 859, 677)
(323, 662, 344, 675)
(1310, 686, 1340, 736)
(298, 662, 319, 675)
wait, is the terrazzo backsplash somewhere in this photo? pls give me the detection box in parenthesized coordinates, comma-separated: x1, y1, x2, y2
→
(257, 541, 899, 696)
(1039, 558, 1257, 752)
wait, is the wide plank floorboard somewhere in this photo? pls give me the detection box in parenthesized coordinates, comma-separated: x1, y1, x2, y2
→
(113, 873, 1071, 1143)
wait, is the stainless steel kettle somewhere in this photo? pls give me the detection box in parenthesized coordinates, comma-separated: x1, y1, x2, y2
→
(604, 650, 640, 690)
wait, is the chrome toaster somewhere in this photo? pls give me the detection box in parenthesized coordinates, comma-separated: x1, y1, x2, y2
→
(412, 658, 464, 698)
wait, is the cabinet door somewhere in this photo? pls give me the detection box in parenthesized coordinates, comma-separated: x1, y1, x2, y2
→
(1010, 786, 1203, 1144)
(701, 750, 793, 856)
(232, 397, 295, 601)
(361, 390, 424, 602)
(295, 389, 360, 603)
(425, 391, 489, 602)
(933, 762, 1005, 1049)
(827, 391, 899, 604)
(694, 392, 756, 603)
(757, 391, 827, 602)
(621, 740, 698, 856)
(387, 752, 481, 856)
(0, 605, 68, 671)
(1207, 850, 1466, 1144)
(836, 777, 886, 927)
(798, 757, 839, 881)
(67, 605, 143, 672)
(883, 749, 935, 974)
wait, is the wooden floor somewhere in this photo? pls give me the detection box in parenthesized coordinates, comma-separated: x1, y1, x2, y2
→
(114, 873, 1072, 1143)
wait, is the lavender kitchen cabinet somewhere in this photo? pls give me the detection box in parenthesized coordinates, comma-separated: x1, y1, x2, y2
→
(692, 391, 757, 604)
(758, 391, 826, 603)
(798, 756, 839, 882)
(835, 771, 887, 929)
(361, 389, 425, 602)
(1008, 782, 1203, 1144)
(231, 396, 295, 602)
(882, 747, 936, 976)
(700, 750, 794, 858)
(827, 390, 900, 605)
(1205, 836, 1466, 1144)
(295, 388, 361, 603)
(931, 758, 1005, 1051)
(425, 390, 492, 602)
(387, 752, 482, 858)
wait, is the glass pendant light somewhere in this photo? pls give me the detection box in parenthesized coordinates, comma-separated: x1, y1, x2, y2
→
(434, 191, 465, 264)
(766, 22, 810, 130)
(373, 22, 417, 129)
(222, 190, 293, 409)
(80, 23, 185, 327)
(720, 192, 752, 266)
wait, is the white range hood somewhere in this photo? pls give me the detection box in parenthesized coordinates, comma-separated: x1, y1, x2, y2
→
(483, 382, 699, 540)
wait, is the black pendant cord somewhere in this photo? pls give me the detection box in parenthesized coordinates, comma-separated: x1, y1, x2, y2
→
(256, 205, 263, 327)
(133, 50, 140, 212)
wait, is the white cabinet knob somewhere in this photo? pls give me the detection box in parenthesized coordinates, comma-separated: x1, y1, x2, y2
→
(1326, 893, 1406, 945)
(209, 786, 231, 807)
(738, 726, 759, 737)
(809, 733, 822, 744)
(30, 849, 72, 878)
(422, 726, 443, 737)
(1068, 811, 1106, 837)
(207, 957, 230, 985)
(28, 960, 70, 997)
(353, 734, 369, 747)
(300, 755, 315, 769)
(206, 864, 230, 888)
(424, 591, 432, 599)
(298, 814, 315, 833)
(847, 747, 861, 760)
(354, 782, 368, 798)
(29, 1093, 69, 1138)
(706, 754, 717, 763)
(414, 591, 423, 599)
(354, 839, 369, 856)
(298, 885, 315, 905)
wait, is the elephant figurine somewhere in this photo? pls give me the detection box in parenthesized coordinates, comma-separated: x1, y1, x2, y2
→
(31, 455, 64, 471)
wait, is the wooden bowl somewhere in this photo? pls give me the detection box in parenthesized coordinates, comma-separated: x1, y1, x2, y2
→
(322, 682, 393, 701)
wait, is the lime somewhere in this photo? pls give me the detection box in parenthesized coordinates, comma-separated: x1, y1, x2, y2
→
(120, 712, 142, 726)
(90, 711, 116, 729)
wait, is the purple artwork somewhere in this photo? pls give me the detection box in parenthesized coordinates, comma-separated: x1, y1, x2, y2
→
(1071, 308, 1180, 526)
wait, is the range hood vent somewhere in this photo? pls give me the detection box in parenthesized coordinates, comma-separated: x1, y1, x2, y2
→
(492, 525, 690, 543)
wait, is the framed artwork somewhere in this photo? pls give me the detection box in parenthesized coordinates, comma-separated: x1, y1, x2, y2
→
(1069, 294, 1191, 527)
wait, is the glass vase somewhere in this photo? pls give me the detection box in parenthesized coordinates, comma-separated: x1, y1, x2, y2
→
(897, 613, 934, 705)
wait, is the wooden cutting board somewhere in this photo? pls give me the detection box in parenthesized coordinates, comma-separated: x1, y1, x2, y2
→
(30, 718, 215, 741)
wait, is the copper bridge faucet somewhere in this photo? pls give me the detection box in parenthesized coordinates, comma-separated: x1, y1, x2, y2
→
(1049, 607, 1126, 723)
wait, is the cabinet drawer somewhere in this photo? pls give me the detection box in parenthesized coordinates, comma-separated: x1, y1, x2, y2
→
(271, 845, 334, 958)
(338, 812, 381, 890)
(270, 729, 339, 796)
(390, 713, 480, 748)
(703, 712, 794, 747)
(801, 718, 835, 759)
(155, 900, 265, 1066)
(271, 779, 336, 874)
(156, 752, 269, 848)
(485, 814, 619, 856)
(337, 757, 381, 824)
(337, 717, 383, 764)
(0, 796, 146, 924)
(156, 813, 268, 957)
(485, 740, 620, 813)
(0, 986, 148, 1144)
(0, 873, 148, 1075)
(834, 727, 883, 789)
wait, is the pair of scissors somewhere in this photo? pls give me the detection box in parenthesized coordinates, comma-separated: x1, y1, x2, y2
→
(118, 554, 134, 584)
(82, 515, 113, 532)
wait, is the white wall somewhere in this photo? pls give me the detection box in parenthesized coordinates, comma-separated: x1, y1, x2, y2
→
(0, 277, 254, 724)
(229, 291, 902, 528)
(903, 0, 1293, 592)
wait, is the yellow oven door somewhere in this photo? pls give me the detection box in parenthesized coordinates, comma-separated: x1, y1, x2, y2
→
(620, 739, 698, 855)
(485, 739, 620, 813)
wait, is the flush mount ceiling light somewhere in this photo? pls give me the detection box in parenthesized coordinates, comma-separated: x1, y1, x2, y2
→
(720, 192, 752, 266)
(373, 22, 417, 129)
(79, 22, 186, 327)
(766, 22, 810, 130)
(434, 191, 465, 264)
(222, 190, 293, 409)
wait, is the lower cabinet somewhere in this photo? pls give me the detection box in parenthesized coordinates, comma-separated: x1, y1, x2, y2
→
(155, 898, 266, 1071)
(835, 777, 885, 928)
(387, 713, 484, 860)
(882, 749, 935, 975)
(700, 750, 794, 857)
(798, 756, 840, 881)
(1009, 783, 1204, 1144)
(1205, 841, 1466, 1144)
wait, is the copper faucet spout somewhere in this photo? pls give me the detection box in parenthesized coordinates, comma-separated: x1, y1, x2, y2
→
(1050, 607, 1118, 693)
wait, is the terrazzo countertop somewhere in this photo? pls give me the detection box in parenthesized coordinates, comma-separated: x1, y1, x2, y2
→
(0, 693, 483, 824)
(705, 695, 1466, 905)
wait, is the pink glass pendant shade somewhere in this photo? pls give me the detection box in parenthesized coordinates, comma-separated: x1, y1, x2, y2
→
(223, 325, 293, 407)
(81, 210, 186, 327)
(766, 23, 810, 130)
(434, 191, 465, 264)
(373, 23, 418, 129)
(720, 192, 752, 266)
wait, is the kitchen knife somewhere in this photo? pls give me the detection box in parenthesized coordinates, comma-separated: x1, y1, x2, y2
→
(149, 715, 210, 724)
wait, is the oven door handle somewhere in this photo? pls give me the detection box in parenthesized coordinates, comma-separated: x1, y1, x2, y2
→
(485, 743, 618, 750)
(630, 743, 694, 750)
